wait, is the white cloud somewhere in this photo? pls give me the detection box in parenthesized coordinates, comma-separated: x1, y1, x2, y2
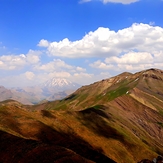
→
(37, 39, 50, 47)
(34, 58, 87, 73)
(34, 59, 73, 72)
(0, 73, 36, 87)
(25, 71, 35, 80)
(0, 50, 41, 70)
(26, 50, 41, 64)
(153, 51, 163, 62)
(39, 23, 163, 59)
(105, 51, 153, 64)
(90, 50, 163, 72)
(71, 71, 113, 85)
(0, 54, 26, 70)
(74, 72, 92, 78)
(76, 66, 86, 72)
(72, 72, 94, 85)
(90, 60, 114, 69)
(102, 0, 139, 4)
(47, 71, 71, 79)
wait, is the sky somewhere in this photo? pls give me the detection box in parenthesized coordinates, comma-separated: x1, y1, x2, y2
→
(0, 0, 163, 87)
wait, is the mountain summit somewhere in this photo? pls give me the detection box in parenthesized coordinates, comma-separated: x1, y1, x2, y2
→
(40, 77, 81, 101)
(42, 77, 80, 89)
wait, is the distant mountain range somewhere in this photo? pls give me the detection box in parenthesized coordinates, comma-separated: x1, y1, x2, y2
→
(0, 78, 81, 104)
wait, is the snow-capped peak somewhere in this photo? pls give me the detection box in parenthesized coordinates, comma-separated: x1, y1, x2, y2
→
(45, 78, 71, 87)
(42, 78, 77, 88)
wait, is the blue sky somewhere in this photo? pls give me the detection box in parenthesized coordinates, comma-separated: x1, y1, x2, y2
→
(0, 0, 163, 87)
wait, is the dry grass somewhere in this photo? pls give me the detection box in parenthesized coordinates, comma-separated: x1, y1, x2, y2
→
(1, 69, 163, 162)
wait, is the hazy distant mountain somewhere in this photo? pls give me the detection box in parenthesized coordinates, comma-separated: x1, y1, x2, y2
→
(41, 77, 80, 90)
(0, 86, 36, 105)
(40, 78, 81, 99)
(0, 86, 13, 101)
(0, 78, 81, 104)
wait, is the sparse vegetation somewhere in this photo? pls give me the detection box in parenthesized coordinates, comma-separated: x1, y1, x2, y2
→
(1, 68, 163, 163)
(107, 86, 129, 101)
(156, 122, 163, 127)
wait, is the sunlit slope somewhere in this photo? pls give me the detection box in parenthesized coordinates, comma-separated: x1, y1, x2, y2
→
(39, 68, 163, 161)
(0, 68, 163, 162)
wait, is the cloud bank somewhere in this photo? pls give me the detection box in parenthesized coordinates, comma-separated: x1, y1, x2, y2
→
(0, 50, 41, 70)
(1, 23, 163, 87)
(38, 23, 163, 58)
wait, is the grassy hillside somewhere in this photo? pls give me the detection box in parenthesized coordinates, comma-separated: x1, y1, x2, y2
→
(0, 68, 163, 162)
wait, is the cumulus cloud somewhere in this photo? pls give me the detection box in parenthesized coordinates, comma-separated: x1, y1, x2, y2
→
(72, 72, 94, 85)
(37, 39, 50, 47)
(90, 50, 163, 72)
(0, 50, 41, 70)
(90, 60, 114, 69)
(39, 23, 163, 59)
(47, 71, 71, 78)
(34, 59, 86, 72)
(105, 51, 153, 65)
(34, 59, 73, 72)
(26, 50, 41, 64)
(0, 54, 26, 70)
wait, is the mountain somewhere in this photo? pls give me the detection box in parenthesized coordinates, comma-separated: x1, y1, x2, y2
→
(0, 68, 163, 162)
(35, 68, 163, 161)
(40, 78, 80, 99)
(0, 78, 81, 104)
(42, 77, 80, 90)
(0, 86, 37, 105)
(0, 86, 13, 101)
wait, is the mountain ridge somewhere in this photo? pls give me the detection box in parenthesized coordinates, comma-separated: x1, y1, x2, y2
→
(0, 68, 163, 162)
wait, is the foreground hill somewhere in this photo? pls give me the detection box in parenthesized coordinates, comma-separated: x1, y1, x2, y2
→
(0, 100, 115, 163)
(0, 68, 163, 162)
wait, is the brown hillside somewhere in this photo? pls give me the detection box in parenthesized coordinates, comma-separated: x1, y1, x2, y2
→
(0, 68, 163, 162)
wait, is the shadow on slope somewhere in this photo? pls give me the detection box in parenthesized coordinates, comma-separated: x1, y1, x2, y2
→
(0, 103, 115, 162)
(0, 130, 93, 163)
(34, 123, 116, 163)
(78, 106, 135, 147)
(0, 120, 116, 163)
